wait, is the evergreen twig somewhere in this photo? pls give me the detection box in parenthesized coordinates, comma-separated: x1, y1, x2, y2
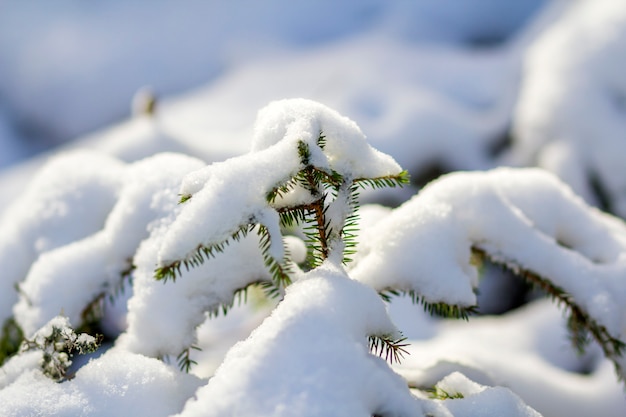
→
(368, 333, 409, 364)
(155, 224, 255, 282)
(472, 247, 626, 382)
(378, 289, 478, 320)
(177, 345, 201, 373)
(21, 321, 101, 381)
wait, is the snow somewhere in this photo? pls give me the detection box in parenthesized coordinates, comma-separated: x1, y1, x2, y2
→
(0, 1, 543, 146)
(0, 349, 203, 417)
(119, 222, 272, 358)
(12, 152, 205, 337)
(251, 98, 402, 179)
(0, 151, 124, 328)
(158, 98, 402, 268)
(512, 0, 626, 217)
(394, 299, 626, 417)
(174, 261, 421, 417)
(351, 167, 626, 344)
(1, 1, 626, 416)
(421, 372, 542, 417)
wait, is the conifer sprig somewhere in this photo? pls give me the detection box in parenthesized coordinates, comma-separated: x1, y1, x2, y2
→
(265, 135, 409, 268)
(378, 289, 478, 320)
(177, 345, 201, 373)
(80, 261, 135, 334)
(257, 225, 293, 287)
(155, 224, 255, 282)
(368, 333, 409, 364)
(472, 247, 626, 382)
(354, 170, 410, 190)
(154, 129, 415, 375)
(21, 321, 101, 381)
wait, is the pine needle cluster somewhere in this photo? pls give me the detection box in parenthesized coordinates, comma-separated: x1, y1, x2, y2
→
(20, 320, 101, 381)
(368, 333, 410, 364)
(378, 289, 478, 320)
(153, 132, 410, 371)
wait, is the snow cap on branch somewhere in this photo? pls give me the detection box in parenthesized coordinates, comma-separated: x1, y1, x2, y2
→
(174, 261, 420, 417)
(157, 98, 403, 271)
(351, 168, 626, 343)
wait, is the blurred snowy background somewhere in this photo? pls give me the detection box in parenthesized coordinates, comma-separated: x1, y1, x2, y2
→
(0, 0, 549, 176)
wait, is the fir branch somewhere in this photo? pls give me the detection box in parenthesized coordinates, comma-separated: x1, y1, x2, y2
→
(418, 298, 478, 321)
(378, 289, 478, 320)
(354, 170, 410, 190)
(472, 247, 626, 382)
(257, 225, 292, 287)
(266, 170, 315, 207)
(258, 280, 284, 300)
(368, 333, 409, 364)
(340, 183, 362, 265)
(289, 164, 332, 267)
(378, 288, 403, 303)
(155, 224, 255, 282)
(277, 207, 308, 229)
(21, 322, 101, 381)
(177, 345, 201, 373)
(298, 140, 312, 166)
(80, 294, 105, 332)
(266, 179, 299, 205)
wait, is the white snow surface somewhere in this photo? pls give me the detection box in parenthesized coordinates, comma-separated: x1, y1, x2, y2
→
(395, 299, 626, 417)
(0, 151, 124, 328)
(251, 98, 402, 179)
(423, 372, 542, 417)
(13, 152, 205, 337)
(351, 167, 626, 344)
(0, 348, 202, 417)
(174, 261, 420, 417)
(120, 223, 272, 358)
